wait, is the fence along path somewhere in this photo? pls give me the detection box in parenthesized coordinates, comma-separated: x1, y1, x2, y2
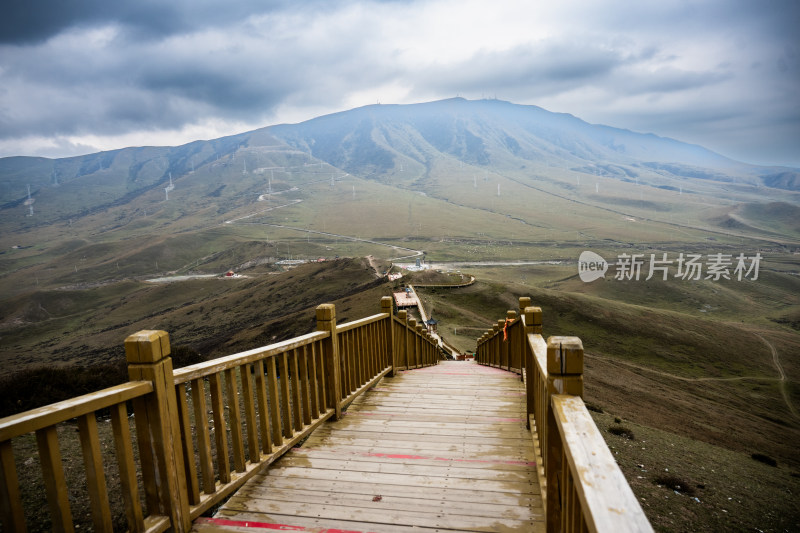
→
(1, 294, 651, 532)
(0, 297, 439, 533)
(195, 361, 544, 532)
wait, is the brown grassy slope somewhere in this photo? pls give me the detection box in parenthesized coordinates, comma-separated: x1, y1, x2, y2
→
(590, 410, 800, 533)
(0, 258, 389, 377)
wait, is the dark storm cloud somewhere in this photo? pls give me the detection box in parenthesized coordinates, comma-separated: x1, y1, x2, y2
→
(0, 0, 319, 44)
(0, 1, 399, 140)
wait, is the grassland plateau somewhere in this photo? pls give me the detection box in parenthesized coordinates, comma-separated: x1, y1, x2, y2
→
(1, 98, 798, 531)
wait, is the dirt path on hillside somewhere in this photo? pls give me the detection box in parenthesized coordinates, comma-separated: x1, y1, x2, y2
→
(365, 255, 382, 278)
(754, 332, 799, 420)
(588, 329, 799, 421)
(586, 354, 772, 383)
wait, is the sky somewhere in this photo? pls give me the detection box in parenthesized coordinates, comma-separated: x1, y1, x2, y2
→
(1, 0, 798, 167)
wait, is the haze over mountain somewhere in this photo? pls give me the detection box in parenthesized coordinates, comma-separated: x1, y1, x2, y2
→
(269, 97, 764, 182)
(2, 98, 799, 230)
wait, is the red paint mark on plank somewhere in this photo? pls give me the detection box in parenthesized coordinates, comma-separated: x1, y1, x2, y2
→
(195, 517, 372, 532)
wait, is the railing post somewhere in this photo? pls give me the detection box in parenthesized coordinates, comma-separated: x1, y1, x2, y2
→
(518, 298, 531, 378)
(496, 321, 505, 368)
(545, 336, 584, 533)
(506, 311, 517, 372)
(408, 319, 418, 368)
(124, 330, 191, 532)
(426, 332, 433, 365)
(316, 304, 343, 420)
(381, 297, 396, 377)
(523, 306, 541, 428)
(488, 330, 493, 366)
(518, 297, 531, 319)
(397, 310, 408, 370)
(415, 324, 423, 368)
(491, 325, 499, 367)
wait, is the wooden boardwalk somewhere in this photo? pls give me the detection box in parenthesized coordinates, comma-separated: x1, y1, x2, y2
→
(194, 361, 544, 532)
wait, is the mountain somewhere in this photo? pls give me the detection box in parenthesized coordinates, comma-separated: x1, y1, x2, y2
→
(2, 98, 799, 225)
(2, 99, 799, 533)
(266, 98, 796, 189)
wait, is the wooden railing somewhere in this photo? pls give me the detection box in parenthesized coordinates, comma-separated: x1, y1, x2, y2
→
(0, 296, 439, 532)
(476, 297, 653, 533)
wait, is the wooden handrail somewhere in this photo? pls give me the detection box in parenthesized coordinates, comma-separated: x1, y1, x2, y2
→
(0, 296, 439, 532)
(552, 395, 653, 532)
(476, 297, 652, 533)
(173, 331, 329, 384)
(0, 381, 152, 441)
(336, 312, 387, 333)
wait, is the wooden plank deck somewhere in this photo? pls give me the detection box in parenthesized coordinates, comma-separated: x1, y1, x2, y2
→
(193, 361, 544, 533)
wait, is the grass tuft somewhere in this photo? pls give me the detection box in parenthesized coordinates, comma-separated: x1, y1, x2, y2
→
(751, 453, 778, 467)
(584, 401, 604, 413)
(609, 425, 636, 440)
(653, 474, 696, 496)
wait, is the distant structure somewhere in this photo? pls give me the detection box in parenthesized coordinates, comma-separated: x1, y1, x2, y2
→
(497, 183, 500, 197)
(243, 160, 247, 175)
(425, 317, 438, 334)
(165, 173, 175, 201)
(596, 182, 599, 194)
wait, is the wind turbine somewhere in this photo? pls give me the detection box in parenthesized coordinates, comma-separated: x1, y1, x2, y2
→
(165, 172, 175, 201)
(26, 185, 33, 216)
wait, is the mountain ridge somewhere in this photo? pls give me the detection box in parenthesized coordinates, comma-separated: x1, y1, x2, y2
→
(2, 97, 799, 229)
(267, 97, 753, 180)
